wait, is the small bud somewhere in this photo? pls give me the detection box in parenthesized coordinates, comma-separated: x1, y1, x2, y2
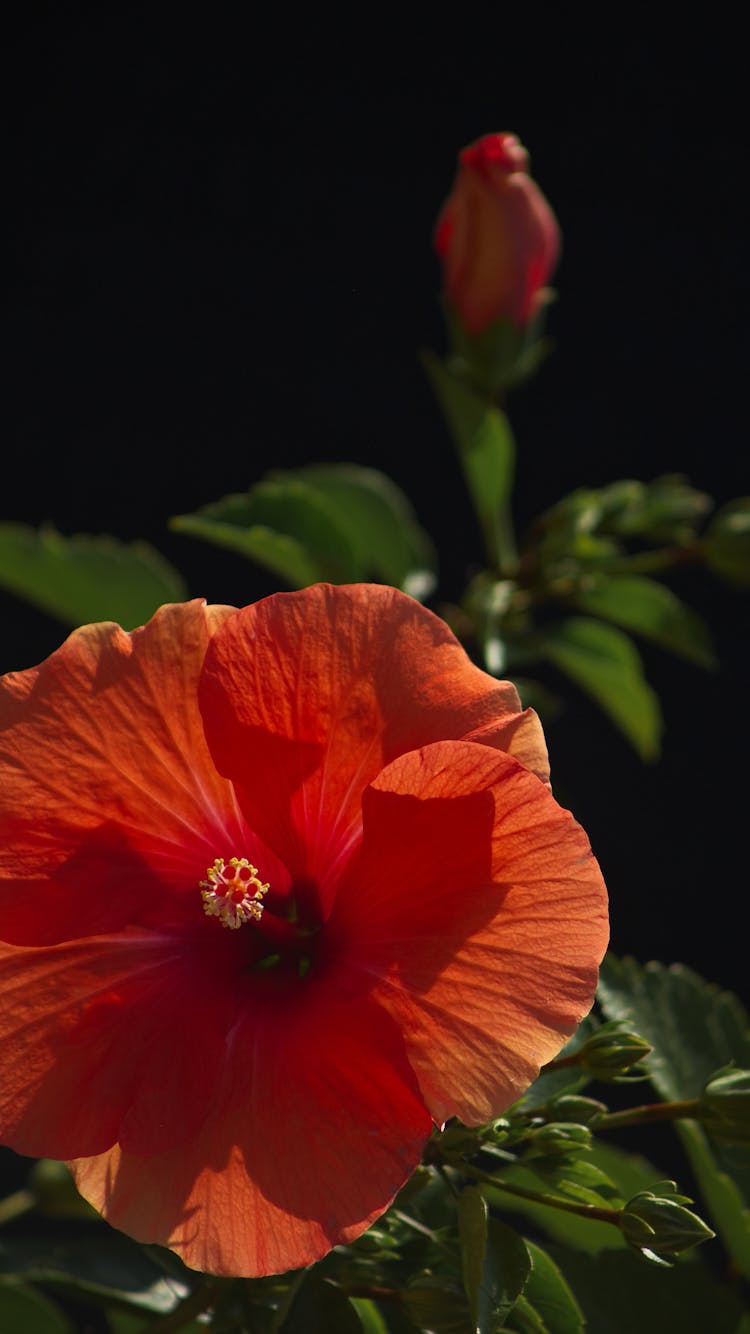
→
(620, 1182, 714, 1260)
(699, 1066, 750, 1146)
(525, 1121, 592, 1156)
(28, 1159, 98, 1220)
(577, 1021, 652, 1080)
(548, 1094, 609, 1125)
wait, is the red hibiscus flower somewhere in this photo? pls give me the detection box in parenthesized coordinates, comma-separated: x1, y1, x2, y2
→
(0, 585, 608, 1277)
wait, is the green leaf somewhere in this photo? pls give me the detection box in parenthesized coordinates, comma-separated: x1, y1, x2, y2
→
(0, 523, 186, 630)
(0, 1281, 72, 1333)
(571, 575, 716, 668)
(703, 497, 750, 586)
(291, 464, 437, 597)
(479, 1218, 532, 1331)
(172, 467, 436, 595)
(598, 956, 750, 1278)
(535, 616, 662, 760)
(520, 1243, 584, 1334)
(276, 1272, 363, 1332)
(349, 1298, 390, 1334)
(545, 1246, 750, 1334)
(172, 478, 354, 585)
(458, 1186, 489, 1329)
(402, 1277, 473, 1334)
(423, 352, 516, 572)
(0, 1235, 187, 1315)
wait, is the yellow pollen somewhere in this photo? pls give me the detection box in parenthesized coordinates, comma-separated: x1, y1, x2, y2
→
(200, 857, 270, 930)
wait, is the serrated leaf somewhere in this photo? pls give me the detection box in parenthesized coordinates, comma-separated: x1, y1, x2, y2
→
(459, 1186, 489, 1330)
(277, 1272, 363, 1333)
(423, 352, 516, 571)
(291, 464, 437, 597)
(0, 523, 186, 630)
(571, 575, 716, 667)
(0, 1281, 72, 1333)
(598, 956, 750, 1278)
(535, 616, 662, 760)
(545, 1246, 750, 1334)
(520, 1244, 584, 1334)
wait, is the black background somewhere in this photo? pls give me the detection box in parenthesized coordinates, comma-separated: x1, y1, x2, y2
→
(5, 13, 748, 995)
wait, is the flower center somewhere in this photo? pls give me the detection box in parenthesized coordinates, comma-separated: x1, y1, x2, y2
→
(200, 857, 270, 930)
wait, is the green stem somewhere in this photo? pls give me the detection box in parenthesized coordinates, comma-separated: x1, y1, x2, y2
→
(0, 1188, 35, 1227)
(456, 1161, 620, 1227)
(147, 1277, 225, 1332)
(592, 1099, 701, 1132)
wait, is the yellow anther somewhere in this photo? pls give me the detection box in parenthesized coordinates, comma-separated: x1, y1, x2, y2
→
(200, 857, 269, 930)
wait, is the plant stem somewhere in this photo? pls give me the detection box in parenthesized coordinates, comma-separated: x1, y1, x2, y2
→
(456, 1161, 620, 1227)
(592, 1099, 701, 1132)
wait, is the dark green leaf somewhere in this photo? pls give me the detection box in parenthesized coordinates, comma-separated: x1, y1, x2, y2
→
(598, 956, 750, 1278)
(597, 957, 750, 1107)
(703, 497, 750, 586)
(402, 1277, 472, 1334)
(458, 1186, 488, 1329)
(520, 1244, 584, 1334)
(535, 616, 662, 760)
(277, 1272, 363, 1333)
(0, 1281, 72, 1333)
(0, 523, 186, 630)
(545, 1246, 750, 1334)
(523, 1155, 623, 1210)
(571, 575, 716, 667)
(291, 464, 437, 597)
(0, 1235, 186, 1314)
(479, 1219, 532, 1331)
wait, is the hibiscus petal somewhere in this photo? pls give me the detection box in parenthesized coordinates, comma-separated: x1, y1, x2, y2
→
(199, 584, 547, 902)
(0, 929, 240, 1158)
(0, 601, 263, 946)
(329, 740, 609, 1124)
(70, 984, 432, 1277)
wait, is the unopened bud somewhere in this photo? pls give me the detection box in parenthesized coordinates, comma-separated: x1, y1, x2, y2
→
(620, 1181, 714, 1260)
(577, 1021, 652, 1079)
(548, 1094, 608, 1125)
(699, 1066, 750, 1146)
(525, 1121, 592, 1156)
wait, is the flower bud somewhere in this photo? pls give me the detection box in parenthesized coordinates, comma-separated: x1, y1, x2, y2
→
(576, 1021, 652, 1079)
(699, 1066, 750, 1146)
(434, 132, 560, 337)
(620, 1182, 714, 1260)
(548, 1094, 609, 1125)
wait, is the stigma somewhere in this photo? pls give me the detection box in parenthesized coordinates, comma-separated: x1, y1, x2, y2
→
(200, 857, 270, 930)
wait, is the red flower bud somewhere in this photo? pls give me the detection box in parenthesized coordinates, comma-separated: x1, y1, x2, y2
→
(435, 133, 560, 335)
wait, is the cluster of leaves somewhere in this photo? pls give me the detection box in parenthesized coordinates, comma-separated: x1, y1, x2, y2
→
(4, 443, 748, 766)
(2, 958, 748, 1331)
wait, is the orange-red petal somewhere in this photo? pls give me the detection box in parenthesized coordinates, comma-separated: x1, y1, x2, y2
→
(0, 601, 259, 946)
(330, 740, 609, 1124)
(70, 985, 432, 1276)
(0, 929, 240, 1158)
(198, 584, 548, 904)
